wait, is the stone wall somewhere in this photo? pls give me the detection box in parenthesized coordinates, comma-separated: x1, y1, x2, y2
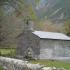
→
(0, 57, 65, 70)
(0, 57, 43, 70)
(17, 30, 40, 59)
(40, 39, 70, 59)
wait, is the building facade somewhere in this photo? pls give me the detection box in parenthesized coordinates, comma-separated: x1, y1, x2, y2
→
(17, 30, 70, 59)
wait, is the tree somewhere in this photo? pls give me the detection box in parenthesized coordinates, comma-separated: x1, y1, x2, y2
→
(0, 6, 5, 45)
(63, 21, 70, 36)
(0, 0, 37, 47)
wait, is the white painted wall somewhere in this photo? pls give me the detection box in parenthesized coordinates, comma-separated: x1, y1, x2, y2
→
(39, 39, 70, 59)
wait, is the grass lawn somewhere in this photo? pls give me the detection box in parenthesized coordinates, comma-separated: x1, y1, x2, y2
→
(0, 66, 3, 70)
(0, 48, 16, 57)
(30, 60, 70, 70)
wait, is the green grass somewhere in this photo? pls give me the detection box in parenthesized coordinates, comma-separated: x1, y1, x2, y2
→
(0, 66, 3, 70)
(0, 48, 16, 57)
(30, 60, 70, 70)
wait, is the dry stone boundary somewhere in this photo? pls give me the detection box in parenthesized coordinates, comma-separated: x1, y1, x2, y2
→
(0, 57, 65, 70)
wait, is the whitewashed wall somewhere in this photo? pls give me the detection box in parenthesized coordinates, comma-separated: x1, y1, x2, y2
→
(39, 39, 70, 59)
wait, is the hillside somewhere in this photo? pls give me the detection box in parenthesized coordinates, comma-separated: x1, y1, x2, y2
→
(0, 0, 70, 47)
(31, 0, 70, 23)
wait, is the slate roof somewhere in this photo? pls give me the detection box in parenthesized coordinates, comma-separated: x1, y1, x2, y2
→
(32, 31, 70, 40)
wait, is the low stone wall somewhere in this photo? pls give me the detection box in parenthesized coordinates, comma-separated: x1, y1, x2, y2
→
(0, 57, 44, 70)
(0, 57, 65, 70)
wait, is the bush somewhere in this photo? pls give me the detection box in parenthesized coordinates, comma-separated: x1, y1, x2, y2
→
(24, 55, 33, 60)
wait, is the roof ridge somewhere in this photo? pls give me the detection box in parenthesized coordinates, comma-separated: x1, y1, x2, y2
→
(32, 31, 70, 40)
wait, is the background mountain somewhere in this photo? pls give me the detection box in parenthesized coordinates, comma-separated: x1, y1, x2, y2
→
(28, 0, 70, 32)
(34, 0, 70, 22)
(0, 0, 39, 47)
(0, 0, 70, 47)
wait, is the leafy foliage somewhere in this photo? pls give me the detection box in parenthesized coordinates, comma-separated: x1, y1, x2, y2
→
(0, 0, 37, 47)
(63, 21, 70, 36)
